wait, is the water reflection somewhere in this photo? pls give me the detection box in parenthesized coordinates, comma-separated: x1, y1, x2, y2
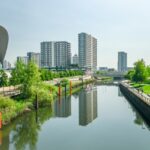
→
(118, 87, 123, 97)
(119, 86, 150, 130)
(0, 129, 9, 150)
(0, 108, 53, 150)
(2, 85, 150, 150)
(52, 96, 71, 118)
(79, 85, 98, 126)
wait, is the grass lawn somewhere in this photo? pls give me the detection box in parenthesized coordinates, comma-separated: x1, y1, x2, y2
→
(140, 85, 150, 94)
(130, 82, 150, 94)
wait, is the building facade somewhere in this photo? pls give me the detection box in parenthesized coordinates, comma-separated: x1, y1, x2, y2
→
(27, 52, 41, 67)
(17, 56, 28, 65)
(72, 54, 78, 65)
(41, 42, 55, 68)
(54, 42, 71, 67)
(41, 41, 71, 68)
(3, 60, 11, 69)
(118, 51, 127, 72)
(78, 33, 97, 71)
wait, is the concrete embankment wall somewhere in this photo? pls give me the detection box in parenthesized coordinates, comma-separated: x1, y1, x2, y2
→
(119, 83, 150, 123)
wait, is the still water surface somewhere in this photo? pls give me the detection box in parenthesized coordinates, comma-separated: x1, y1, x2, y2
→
(1, 85, 150, 150)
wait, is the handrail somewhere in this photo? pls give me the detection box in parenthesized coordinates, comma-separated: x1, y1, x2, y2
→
(120, 83, 150, 106)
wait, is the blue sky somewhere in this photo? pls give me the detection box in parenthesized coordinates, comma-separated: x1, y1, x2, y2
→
(1, 0, 150, 68)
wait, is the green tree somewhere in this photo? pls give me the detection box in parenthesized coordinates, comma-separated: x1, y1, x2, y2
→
(11, 60, 26, 85)
(60, 78, 69, 87)
(147, 65, 150, 77)
(125, 70, 135, 80)
(0, 70, 8, 87)
(22, 61, 41, 98)
(132, 59, 148, 82)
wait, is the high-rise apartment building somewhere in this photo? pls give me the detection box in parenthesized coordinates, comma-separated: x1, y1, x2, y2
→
(27, 52, 41, 67)
(118, 51, 127, 72)
(54, 42, 71, 67)
(41, 41, 71, 68)
(41, 42, 55, 68)
(3, 60, 11, 69)
(72, 54, 78, 65)
(17, 56, 28, 65)
(78, 33, 97, 70)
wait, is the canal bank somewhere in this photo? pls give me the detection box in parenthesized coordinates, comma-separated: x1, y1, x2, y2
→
(0, 77, 95, 126)
(119, 82, 150, 123)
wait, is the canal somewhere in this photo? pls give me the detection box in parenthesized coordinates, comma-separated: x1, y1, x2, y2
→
(1, 84, 150, 150)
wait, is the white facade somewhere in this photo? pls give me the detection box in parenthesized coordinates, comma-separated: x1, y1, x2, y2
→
(41, 42, 55, 68)
(55, 42, 71, 67)
(27, 52, 41, 67)
(78, 33, 97, 71)
(3, 60, 11, 69)
(17, 56, 28, 65)
(41, 41, 71, 68)
(72, 54, 78, 65)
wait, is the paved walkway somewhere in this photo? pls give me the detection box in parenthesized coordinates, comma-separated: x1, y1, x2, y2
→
(121, 82, 150, 106)
(0, 75, 92, 96)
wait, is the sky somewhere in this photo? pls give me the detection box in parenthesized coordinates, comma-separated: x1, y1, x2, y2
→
(1, 0, 150, 68)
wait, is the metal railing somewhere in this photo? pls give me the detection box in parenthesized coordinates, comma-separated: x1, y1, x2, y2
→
(121, 82, 150, 106)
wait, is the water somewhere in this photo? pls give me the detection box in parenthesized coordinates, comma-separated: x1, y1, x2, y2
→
(1, 85, 150, 150)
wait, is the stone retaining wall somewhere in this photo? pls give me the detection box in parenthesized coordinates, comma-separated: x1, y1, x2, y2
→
(119, 82, 150, 123)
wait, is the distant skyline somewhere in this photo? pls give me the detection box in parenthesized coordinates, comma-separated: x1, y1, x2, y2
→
(1, 0, 150, 68)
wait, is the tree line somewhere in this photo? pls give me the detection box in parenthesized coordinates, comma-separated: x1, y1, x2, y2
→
(0, 60, 84, 89)
(125, 59, 150, 83)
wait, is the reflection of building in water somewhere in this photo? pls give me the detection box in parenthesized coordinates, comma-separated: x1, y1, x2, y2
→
(118, 87, 123, 97)
(79, 86, 97, 126)
(53, 96, 71, 117)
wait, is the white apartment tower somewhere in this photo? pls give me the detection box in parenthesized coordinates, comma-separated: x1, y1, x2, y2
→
(27, 52, 41, 67)
(41, 41, 71, 68)
(78, 33, 97, 71)
(17, 56, 28, 65)
(41, 42, 55, 68)
(72, 54, 78, 65)
(54, 42, 71, 67)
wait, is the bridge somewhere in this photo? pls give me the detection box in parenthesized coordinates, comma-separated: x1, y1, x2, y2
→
(94, 72, 125, 80)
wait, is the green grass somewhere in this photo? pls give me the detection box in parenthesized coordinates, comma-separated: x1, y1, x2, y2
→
(130, 82, 150, 94)
(0, 96, 32, 124)
(140, 85, 150, 94)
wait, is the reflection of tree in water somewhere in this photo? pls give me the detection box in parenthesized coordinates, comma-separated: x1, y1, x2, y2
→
(129, 103, 144, 127)
(1, 107, 53, 150)
(12, 111, 40, 150)
(0, 117, 17, 150)
(134, 113, 143, 126)
(122, 93, 150, 130)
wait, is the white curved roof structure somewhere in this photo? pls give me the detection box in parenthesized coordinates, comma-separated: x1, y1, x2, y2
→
(0, 25, 8, 64)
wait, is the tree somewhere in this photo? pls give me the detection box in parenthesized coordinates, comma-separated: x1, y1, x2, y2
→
(0, 70, 8, 87)
(60, 78, 69, 87)
(0, 70, 8, 94)
(22, 61, 41, 98)
(132, 59, 148, 82)
(125, 70, 135, 80)
(147, 65, 150, 77)
(10, 60, 26, 86)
